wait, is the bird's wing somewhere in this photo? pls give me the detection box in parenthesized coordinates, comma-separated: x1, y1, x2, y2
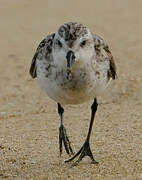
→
(93, 34, 116, 80)
(29, 33, 55, 78)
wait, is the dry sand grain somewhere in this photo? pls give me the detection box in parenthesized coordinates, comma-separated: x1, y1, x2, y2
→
(0, 0, 142, 179)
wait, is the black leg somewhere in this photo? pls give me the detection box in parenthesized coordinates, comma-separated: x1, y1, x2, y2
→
(65, 98, 98, 166)
(58, 103, 73, 156)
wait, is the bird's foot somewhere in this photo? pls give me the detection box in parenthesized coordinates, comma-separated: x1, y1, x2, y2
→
(59, 125, 73, 156)
(64, 140, 98, 166)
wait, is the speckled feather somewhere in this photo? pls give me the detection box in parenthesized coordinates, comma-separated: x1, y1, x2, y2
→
(29, 22, 116, 104)
(30, 27, 116, 80)
(93, 34, 116, 80)
(30, 33, 55, 78)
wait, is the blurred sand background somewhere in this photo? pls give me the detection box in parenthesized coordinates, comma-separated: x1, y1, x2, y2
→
(0, 0, 142, 179)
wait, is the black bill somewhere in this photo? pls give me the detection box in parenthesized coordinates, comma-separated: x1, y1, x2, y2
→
(66, 50, 75, 72)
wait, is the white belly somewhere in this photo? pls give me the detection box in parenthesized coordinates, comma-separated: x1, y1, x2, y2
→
(37, 66, 109, 105)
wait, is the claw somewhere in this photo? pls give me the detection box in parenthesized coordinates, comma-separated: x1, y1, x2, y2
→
(59, 125, 73, 156)
(64, 141, 98, 166)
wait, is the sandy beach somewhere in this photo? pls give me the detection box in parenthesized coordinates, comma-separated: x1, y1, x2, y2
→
(0, 0, 142, 179)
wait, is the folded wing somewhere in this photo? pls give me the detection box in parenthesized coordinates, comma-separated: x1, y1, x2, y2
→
(29, 33, 55, 78)
(93, 34, 116, 80)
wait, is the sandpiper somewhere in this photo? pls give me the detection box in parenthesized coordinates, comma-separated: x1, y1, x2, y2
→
(30, 22, 116, 166)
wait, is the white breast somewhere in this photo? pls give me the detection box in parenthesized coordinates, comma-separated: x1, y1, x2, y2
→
(36, 57, 110, 105)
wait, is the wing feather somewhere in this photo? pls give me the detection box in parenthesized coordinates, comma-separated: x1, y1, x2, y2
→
(93, 34, 116, 80)
(29, 33, 55, 78)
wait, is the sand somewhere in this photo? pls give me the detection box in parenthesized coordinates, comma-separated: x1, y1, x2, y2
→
(0, 0, 142, 179)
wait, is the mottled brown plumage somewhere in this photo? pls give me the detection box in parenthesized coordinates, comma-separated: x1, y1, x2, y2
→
(30, 31, 116, 82)
(93, 34, 116, 80)
(30, 33, 55, 78)
(29, 22, 117, 166)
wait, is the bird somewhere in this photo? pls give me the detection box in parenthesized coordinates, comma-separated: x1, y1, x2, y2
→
(29, 22, 116, 166)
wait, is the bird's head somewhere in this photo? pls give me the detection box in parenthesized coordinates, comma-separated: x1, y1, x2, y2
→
(52, 22, 95, 74)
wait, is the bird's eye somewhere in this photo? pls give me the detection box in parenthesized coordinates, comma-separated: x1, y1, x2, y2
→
(80, 40, 86, 47)
(57, 40, 62, 47)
